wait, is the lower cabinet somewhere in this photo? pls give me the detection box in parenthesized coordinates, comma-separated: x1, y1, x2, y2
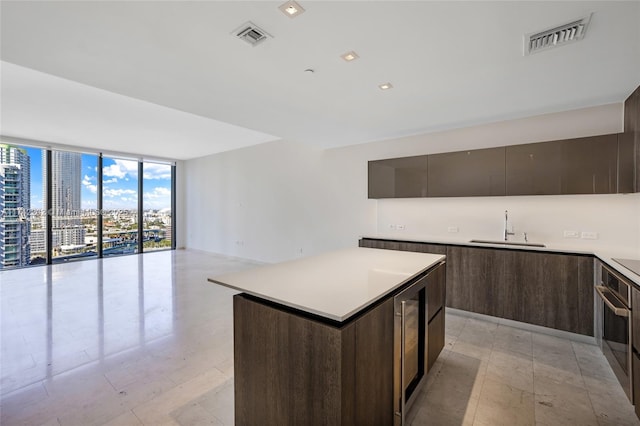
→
(233, 261, 447, 426)
(234, 294, 390, 425)
(633, 287, 640, 417)
(427, 308, 445, 373)
(360, 238, 594, 336)
(446, 246, 506, 318)
(634, 350, 640, 418)
(503, 251, 593, 335)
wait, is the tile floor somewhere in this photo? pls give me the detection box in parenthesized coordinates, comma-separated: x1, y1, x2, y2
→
(1, 249, 639, 425)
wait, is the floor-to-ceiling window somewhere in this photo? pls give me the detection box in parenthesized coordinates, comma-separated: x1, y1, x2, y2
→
(0, 141, 176, 269)
(50, 150, 99, 263)
(142, 162, 172, 252)
(0, 144, 45, 269)
(102, 157, 139, 257)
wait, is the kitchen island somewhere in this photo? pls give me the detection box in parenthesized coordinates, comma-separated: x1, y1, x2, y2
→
(209, 247, 446, 426)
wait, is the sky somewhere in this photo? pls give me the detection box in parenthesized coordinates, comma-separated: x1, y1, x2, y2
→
(24, 147, 172, 210)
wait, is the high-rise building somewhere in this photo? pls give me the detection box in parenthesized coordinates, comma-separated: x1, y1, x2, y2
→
(0, 144, 31, 269)
(43, 151, 85, 251)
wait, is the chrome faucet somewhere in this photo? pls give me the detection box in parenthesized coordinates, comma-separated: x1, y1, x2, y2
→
(504, 210, 515, 241)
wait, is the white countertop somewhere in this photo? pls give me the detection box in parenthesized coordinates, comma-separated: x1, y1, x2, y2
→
(208, 247, 445, 322)
(361, 234, 640, 287)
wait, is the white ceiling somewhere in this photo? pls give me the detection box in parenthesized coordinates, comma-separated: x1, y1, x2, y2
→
(1, 1, 639, 160)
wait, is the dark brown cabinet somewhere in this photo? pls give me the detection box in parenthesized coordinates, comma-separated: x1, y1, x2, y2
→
(427, 147, 506, 197)
(359, 238, 594, 336)
(633, 287, 640, 353)
(234, 294, 392, 425)
(623, 85, 640, 193)
(503, 251, 593, 335)
(506, 140, 562, 195)
(427, 261, 446, 322)
(445, 246, 506, 318)
(632, 287, 640, 418)
(426, 263, 446, 373)
(427, 308, 444, 373)
(560, 134, 619, 194)
(359, 238, 447, 256)
(368, 156, 428, 199)
(233, 260, 446, 426)
(368, 132, 627, 198)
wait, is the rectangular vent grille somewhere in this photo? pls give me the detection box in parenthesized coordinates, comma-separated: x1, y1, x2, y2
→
(524, 14, 592, 56)
(233, 22, 271, 47)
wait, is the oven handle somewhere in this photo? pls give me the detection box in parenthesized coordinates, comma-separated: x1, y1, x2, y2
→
(400, 300, 406, 426)
(595, 285, 629, 317)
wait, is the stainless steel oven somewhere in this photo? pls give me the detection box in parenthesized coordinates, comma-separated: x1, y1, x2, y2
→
(596, 262, 632, 400)
(393, 269, 429, 426)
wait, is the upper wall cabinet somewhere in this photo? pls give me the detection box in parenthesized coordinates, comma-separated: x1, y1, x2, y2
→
(428, 147, 506, 197)
(560, 134, 619, 194)
(506, 141, 562, 196)
(368, 155, 428, 198)
(369, 132, 627, 199)
(623, 85, 640, 193)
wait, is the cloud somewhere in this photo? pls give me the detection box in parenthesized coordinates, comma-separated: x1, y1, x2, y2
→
(82, 175, 97, 194)
(144, 187, 171, 199)
(143, 186, 171, 209)
(104, 188, 137, 198)
(143, 163, 172, 180)
(103, 159, 138, 179)
(104, 178, 118, 184)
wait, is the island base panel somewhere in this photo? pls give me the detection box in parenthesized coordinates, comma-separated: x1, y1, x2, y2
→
(233, 294, 398, 425)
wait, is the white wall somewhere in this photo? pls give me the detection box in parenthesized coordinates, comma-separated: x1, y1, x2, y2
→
(183, 103, 640, 262)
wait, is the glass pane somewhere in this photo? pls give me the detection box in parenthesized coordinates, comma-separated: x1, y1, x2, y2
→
(142, 162, 172, 252)
(80, 154, 99, 258)
(49, 151, 98, 263)
(102, 158, 138, 256)
(404, 298, 420, 386)
(0, 144, 45, 269)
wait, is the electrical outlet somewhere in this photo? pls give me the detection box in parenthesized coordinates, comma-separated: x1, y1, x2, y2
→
(448, 226, 459, 233)
(389, 224, 396, 230)
(581, 231, 598, 240)
(563, 230, 580, 238)
(397, 224, 405, 230)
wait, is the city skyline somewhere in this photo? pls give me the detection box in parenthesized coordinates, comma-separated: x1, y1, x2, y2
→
(24, 147, 172, 210)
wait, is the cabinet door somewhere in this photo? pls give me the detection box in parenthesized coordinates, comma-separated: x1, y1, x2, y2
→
(427, 262, 446, 323)
(618, 132, 635, 193)
(445, 246, 505, 317)
(503, 251, 593, 335)
(561, 134, 618, 194)
(506, 141, 562, 195)
(428, 147, 506, 197)
(368, 155, 428, 199)
(634, 350, 640, 418)
(427, 308, 445, 374)
(632, 287, 640, 353)
(354, 298, 394, 425)
(623, 85, 640, 193)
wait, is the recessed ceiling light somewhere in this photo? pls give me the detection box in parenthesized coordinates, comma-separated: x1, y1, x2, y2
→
(341, 51, 359, 62)
(379, 83, 393, 90)
(279, 1, 305, 18)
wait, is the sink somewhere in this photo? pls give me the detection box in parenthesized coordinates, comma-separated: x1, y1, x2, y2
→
(470, 239, 546, 248)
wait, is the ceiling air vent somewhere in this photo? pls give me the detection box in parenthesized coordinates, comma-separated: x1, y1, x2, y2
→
(233, 21, 271, 47)
(524, 14, 592, 56)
